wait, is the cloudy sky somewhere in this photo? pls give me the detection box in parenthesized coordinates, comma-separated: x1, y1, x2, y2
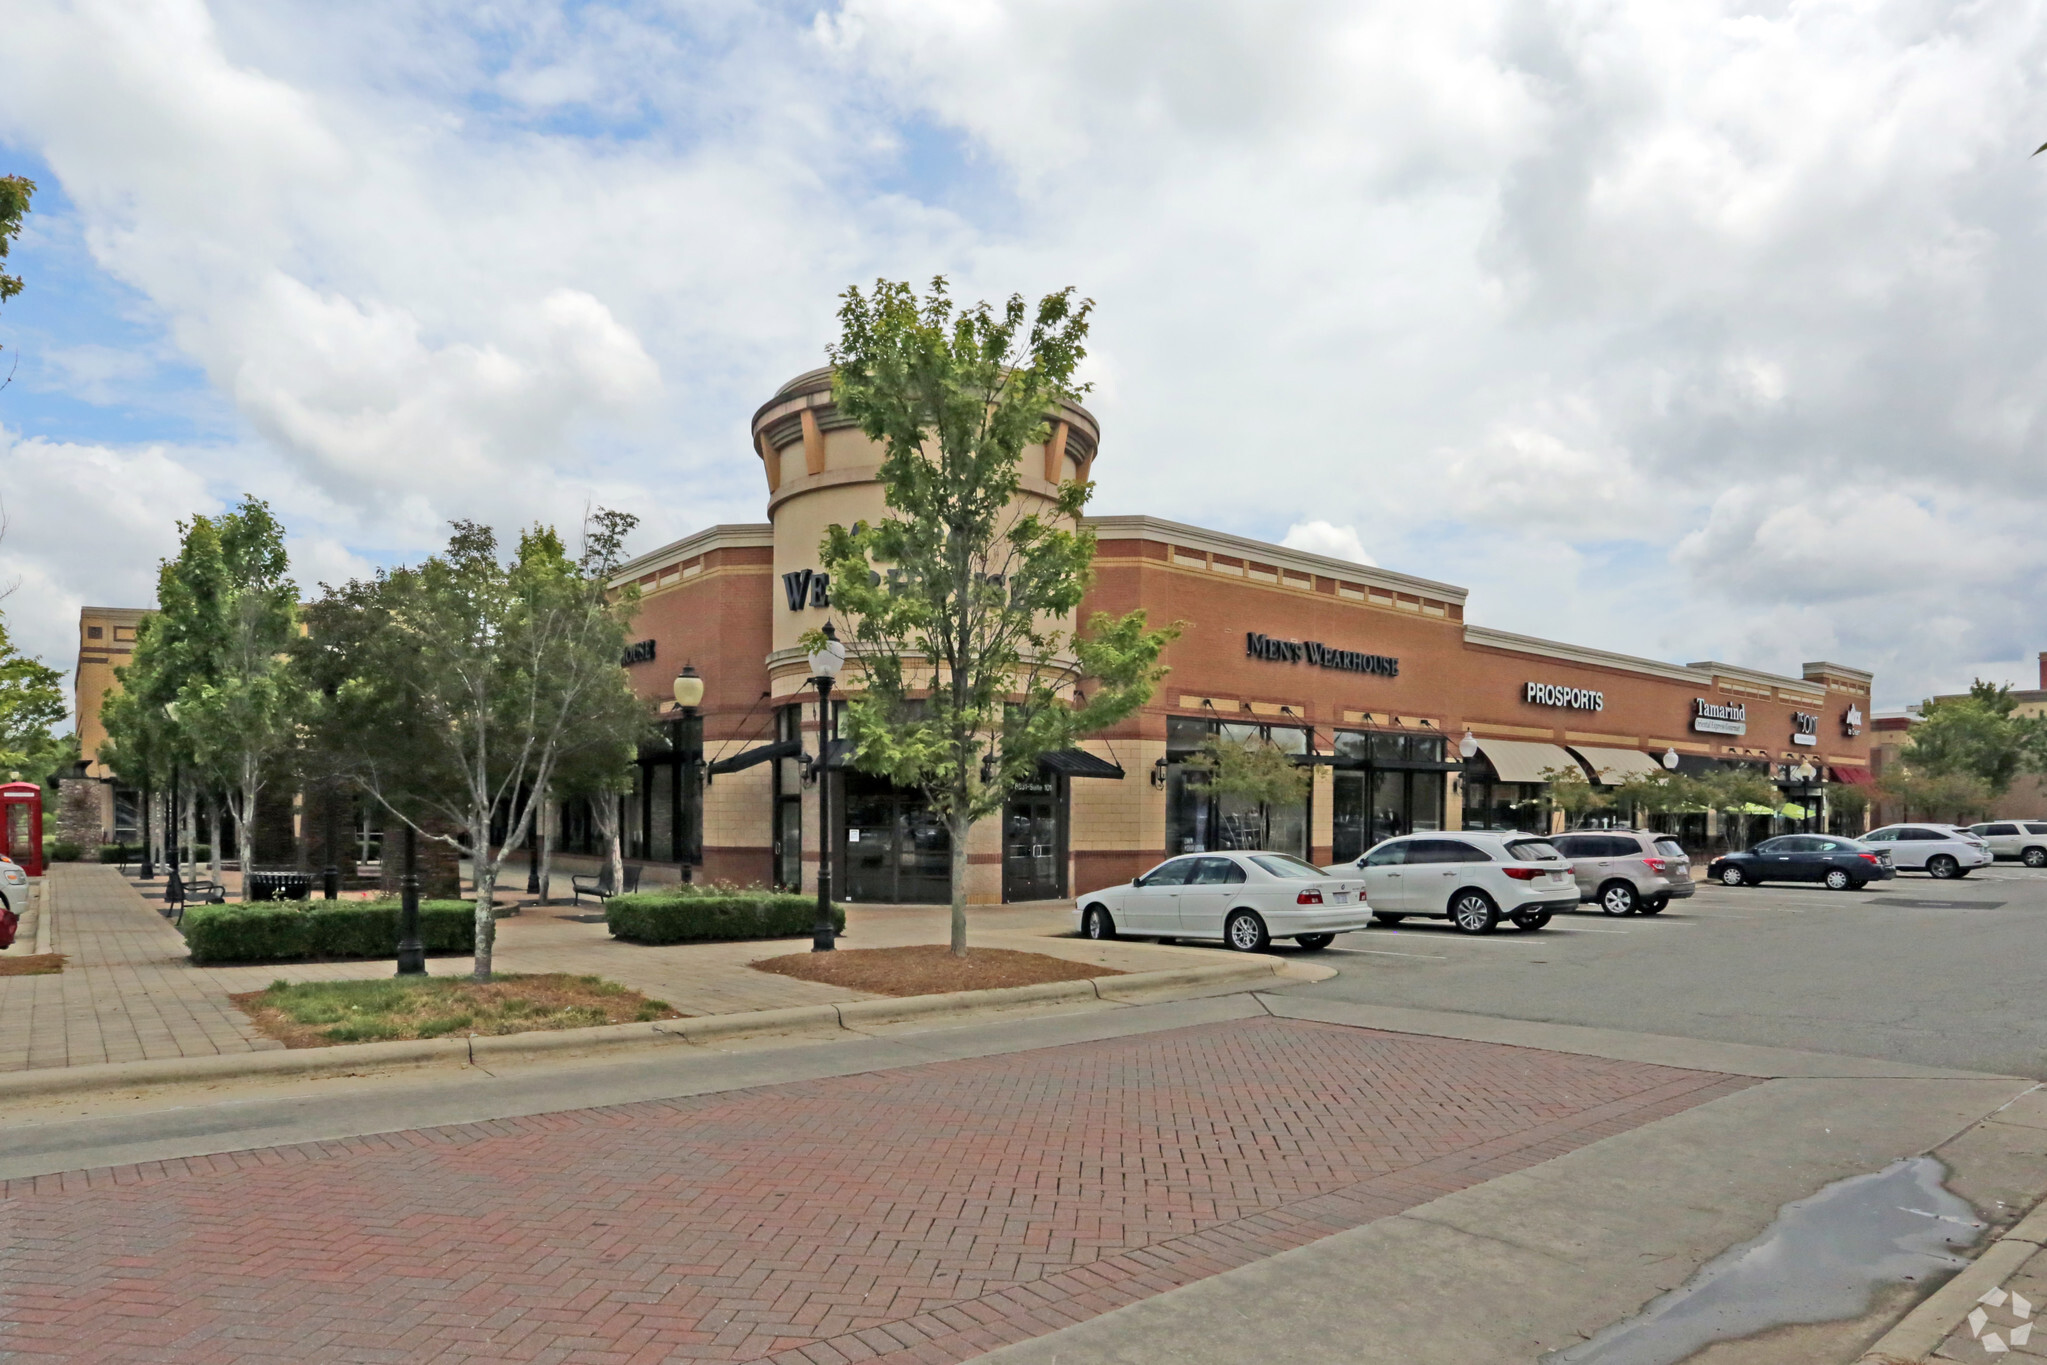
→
(3, 0, 2046, 715)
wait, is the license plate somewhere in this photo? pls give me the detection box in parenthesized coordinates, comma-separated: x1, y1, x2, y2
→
(1550, 871, 1568, 881)
(1331, 891, 1351, 904)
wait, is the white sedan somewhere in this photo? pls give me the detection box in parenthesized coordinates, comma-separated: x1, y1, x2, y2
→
(1075, 850, 1369, 952)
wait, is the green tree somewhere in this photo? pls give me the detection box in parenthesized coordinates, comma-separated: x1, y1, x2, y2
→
(0, 617, 68, 784)
(815, 278, 1178, 956)
(0, 173, 32, 385)
(1186, 734, 1310, 808)
(158, 499, 306, 873)
(1825, 780, 1871, 831)
(1539, 764, 1611, 828)
(1696, 766, 1781, 849)
(303, 512, 643, 979)
(1907, 681, 2046, 796)
(1877, 767, 1992, 824)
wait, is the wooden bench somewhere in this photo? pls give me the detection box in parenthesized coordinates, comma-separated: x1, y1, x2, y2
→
(571, 865, 642, 905)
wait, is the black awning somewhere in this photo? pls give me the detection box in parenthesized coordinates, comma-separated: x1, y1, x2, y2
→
(824, 737, 856, 770)
(707, 737, 799, 776)
(1038, 748, 1124, 779)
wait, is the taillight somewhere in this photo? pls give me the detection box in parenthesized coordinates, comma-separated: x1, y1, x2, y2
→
(1643, 858, 1667, 873)
(1297, 889, 1323, 905)
(1859, 853, 1879, 865)
(1503, 866, 1542, 881)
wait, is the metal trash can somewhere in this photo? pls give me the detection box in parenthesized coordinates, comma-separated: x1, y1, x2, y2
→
(244, 871, 313, 902)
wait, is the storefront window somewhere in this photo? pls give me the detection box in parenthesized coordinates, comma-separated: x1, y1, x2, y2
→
(1329, 730, 1449, 862)
(1163, 716, 1310, 857)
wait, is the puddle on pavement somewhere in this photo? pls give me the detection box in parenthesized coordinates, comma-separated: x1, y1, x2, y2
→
(1543, 1156, 1984, 1365)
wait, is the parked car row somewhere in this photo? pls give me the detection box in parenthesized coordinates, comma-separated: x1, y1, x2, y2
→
(1075, 816, 2041, 951)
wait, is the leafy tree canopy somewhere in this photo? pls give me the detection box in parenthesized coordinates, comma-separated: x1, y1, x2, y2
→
(1907, 680, 2047, 797)
(815, 277, 1178, 954)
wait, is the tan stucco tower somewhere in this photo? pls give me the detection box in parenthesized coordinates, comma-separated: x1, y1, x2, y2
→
(749, 367, 1103, 904)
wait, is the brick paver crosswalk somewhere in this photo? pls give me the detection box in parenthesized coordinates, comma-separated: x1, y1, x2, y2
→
(0, 1017, 1749, 1364)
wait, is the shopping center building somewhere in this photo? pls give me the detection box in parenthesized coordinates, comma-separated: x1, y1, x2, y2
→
(583, 367, 1878, 904)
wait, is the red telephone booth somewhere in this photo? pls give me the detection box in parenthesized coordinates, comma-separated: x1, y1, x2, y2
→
(0, 782, 43, 877)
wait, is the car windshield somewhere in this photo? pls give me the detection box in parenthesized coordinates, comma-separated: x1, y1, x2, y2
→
(1250, 853, 1328, 879)
(1505, 839, 1562, 862)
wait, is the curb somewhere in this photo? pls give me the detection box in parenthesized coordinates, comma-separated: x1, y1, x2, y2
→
(0, 959, 1281, 1102)
(1859, 1193, 2047, 1364)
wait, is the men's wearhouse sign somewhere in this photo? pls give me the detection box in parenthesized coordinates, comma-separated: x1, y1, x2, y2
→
(1245, 633, 1399, 677)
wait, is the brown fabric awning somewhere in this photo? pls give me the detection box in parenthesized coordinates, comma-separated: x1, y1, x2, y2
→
(1829, 765, 1876, 787)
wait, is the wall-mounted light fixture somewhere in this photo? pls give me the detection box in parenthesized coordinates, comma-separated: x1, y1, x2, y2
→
(1151, 756, 1169, 789)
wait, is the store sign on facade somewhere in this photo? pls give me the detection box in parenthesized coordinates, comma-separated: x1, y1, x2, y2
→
(1693, 698, 1747, 735)
(1245, 632, 1399, 677)
(1791, 711, 1819, 746)
(1843, 704, 1864, 737)
(782, 570, 830, 610)
(620, 638, 657, 666)
(1525, 681, 1604, 711)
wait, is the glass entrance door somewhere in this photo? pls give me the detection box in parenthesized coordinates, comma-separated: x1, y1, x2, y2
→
(840, 772, 951, 904)
(1002, 779, 1065, 902)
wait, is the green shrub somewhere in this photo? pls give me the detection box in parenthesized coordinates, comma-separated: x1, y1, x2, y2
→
(605, 891, 844, 945)
(97, 843, 142, 864)
(46, 841, 84, 863)
(183, 899, 475, 965)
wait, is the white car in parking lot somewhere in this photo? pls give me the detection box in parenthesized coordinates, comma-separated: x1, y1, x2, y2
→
(1076, 851, 1370, 952)
(1966, 820, 2047, 868)
(1860, 824, 1994, 878)
(1324, 832, 1580, 933)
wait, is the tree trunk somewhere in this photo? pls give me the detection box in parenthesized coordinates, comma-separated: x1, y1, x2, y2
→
(472, 811, 497, 981)
(949, 808, 971, 957)
(181, 788, 196, 883)
(537, 797, 555, 906)
(207, 793, 223, 884)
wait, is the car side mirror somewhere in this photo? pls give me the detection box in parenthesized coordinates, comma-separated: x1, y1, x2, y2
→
(1131, 876, 1141, 885)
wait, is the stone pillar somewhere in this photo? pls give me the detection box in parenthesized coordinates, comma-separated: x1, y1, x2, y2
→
(379, 813, 461, 900)
(56, 778, 103, 853)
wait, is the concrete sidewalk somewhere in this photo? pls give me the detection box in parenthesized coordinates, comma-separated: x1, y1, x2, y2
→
(0, 864, 1276, 1073)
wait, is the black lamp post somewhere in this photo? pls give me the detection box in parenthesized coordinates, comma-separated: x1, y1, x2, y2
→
(808, 623, 845, 952)
(395, 822, 425, 975)
(140, 778, 155, 880)
(673, 665, 705, 883)
(322, 780, 340, 900)
(163, 703, 184, 910)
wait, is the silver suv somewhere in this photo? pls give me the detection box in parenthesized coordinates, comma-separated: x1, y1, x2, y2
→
(1548, 829, 1695, 916)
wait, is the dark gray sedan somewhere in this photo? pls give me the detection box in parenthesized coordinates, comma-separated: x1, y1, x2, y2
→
(1709, 835, 1896, 890)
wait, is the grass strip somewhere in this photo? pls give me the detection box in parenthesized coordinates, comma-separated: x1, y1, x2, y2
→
(0, 953, 65, 977)
(231, 972, 682, 1048)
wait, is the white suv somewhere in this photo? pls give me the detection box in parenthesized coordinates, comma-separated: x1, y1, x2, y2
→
(1860, 825, 1994, 879)
(1325, 832, 1580, 934)
(1966, 821, 2047, 868)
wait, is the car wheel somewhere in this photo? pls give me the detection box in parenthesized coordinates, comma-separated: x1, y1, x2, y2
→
(1082, 905, 1117, 940)
(2024, 847, 2047, 869)
(1451, 890, 1499, 934)
(1225, 910, 1270, 953)
(1720, 866, 1745, 887)
(1371, 913, 1405, 926)
(1599, 881, 1639, 916)
(1929, 855, 1960, 880)
(1824, 869, 1852, 891)
(1510, 908, 1551, 931)
(1640, 895, 1669, 915)
(1296, 933, 1335, 951)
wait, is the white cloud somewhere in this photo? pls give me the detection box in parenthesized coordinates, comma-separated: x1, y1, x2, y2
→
(0, 0, 2045, 715)
(1281, 521, 1376, 567)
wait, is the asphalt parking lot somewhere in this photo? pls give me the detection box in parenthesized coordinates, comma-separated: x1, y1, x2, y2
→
(1271, 863, 2047, 1079)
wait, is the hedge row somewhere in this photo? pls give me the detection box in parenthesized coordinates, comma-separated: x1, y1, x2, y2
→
(92, 843, 212, 864)
(183, 899, 475, 965)
(605, 891, 844, 945)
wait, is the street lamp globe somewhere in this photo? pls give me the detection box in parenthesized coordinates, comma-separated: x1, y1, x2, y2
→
(1662, 748, 1680, 770)
(1458, 730, 1478, 760)
(672, 665, 704, 710)
(808, 621, 846, 681)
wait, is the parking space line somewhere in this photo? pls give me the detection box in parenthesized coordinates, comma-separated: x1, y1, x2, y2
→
(1329, 947, 1450, 961)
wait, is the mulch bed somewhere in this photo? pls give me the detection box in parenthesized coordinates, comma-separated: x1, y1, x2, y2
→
(0, 953, 64, 977)
(752, 945, 1127, 997)
(231, 972, 684, 1048)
